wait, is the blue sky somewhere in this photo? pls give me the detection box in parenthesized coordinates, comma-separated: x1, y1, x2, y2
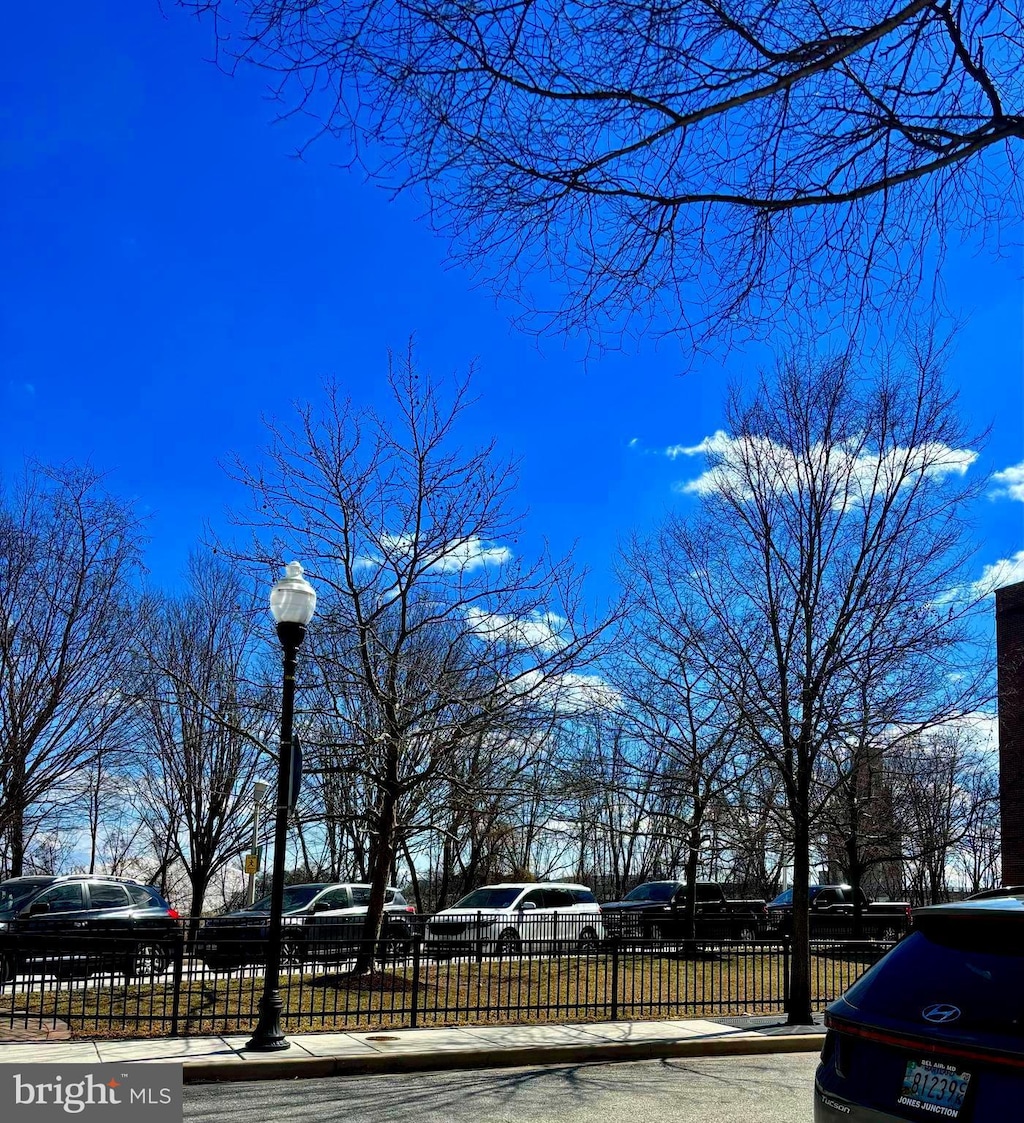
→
(2, 2, 1023, 614)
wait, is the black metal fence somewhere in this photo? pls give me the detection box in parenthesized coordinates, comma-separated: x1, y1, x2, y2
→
(0, 918, 895, 1040)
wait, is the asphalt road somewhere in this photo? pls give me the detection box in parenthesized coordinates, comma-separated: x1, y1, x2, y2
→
(183, 1053, 819, 1122)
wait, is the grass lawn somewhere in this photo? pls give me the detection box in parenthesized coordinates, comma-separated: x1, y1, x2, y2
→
(0, 947, 878, 1039)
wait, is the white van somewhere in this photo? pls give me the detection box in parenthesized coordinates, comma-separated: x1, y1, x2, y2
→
(424, 882, 604, 955)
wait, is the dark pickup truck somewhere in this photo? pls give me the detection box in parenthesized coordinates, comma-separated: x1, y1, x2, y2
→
(766, 884, 912, 941)
(600, 881, 767, 942)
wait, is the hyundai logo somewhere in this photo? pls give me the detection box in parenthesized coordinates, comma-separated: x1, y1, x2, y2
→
(922, 1003, 961, 1024)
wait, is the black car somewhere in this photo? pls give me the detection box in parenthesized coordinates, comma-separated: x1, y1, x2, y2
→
(601, 881, 763, 942)
(768, 884, 911, 941)
(815, 895, 1024, 1121)
(195, 883, 416, 970)
(0, 875, 180, 983)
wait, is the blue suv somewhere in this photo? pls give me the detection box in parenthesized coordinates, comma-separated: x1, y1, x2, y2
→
(816, 894, 1024, 1121)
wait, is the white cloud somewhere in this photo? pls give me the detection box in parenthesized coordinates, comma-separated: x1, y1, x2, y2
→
(430, 536, 512, 573)
(355, 533, 512, 574)
(992, 461, 1024, 503)
(670, 430, 977, 508)
(514, 669, 622, 714)
(972, 550, 1024, 598)
(938, 710, 998, 749)
(466, 608, 567, 652)
(665, 431, 731, 460)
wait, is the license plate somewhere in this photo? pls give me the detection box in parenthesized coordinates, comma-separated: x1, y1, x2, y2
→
(897, 1059, 971, 1116)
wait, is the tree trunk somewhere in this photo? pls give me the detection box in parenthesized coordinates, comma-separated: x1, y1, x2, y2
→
(846, 830, 865, 941)
(188, 874, 210, 940)
(354, 780, 399, 973)
(402, 839, 423, 913)
(788, 797, 814, 1025)
(682, 817, 702, 947)
(9, 788, 25, 877)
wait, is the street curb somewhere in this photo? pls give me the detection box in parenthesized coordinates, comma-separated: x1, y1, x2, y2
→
(182, 1032, 825, 1083)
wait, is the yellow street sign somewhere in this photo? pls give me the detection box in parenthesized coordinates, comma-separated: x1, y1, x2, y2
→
(244, 853, 259, 876)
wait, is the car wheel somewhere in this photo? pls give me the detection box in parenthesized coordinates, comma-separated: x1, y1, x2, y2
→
(124, 942, 170, 980)
(280, 937, 306, 968)
(56, 959, 94, 981)
(737, 925, 756, 943)
(0, 953, 14, 985)
(496, 929, 521, 956)
(198, 955, 233, 974)
(577, 928, 600, 954)
(881, 925, 899, 943)
(379, 933, 412, 961)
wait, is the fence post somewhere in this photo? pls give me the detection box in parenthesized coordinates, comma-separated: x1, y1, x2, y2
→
(782, 935, 791, 1017)
(410, 934, 422, 1029)
(610, 936, 620, 1021)
(169, 928, 185, 1038)
(475, 910, 484, 964)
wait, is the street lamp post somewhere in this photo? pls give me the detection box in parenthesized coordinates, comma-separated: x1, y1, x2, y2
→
(246, 561, 316, 1052)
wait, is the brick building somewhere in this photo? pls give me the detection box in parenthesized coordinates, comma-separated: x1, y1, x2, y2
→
(996, 580, 1024, 886)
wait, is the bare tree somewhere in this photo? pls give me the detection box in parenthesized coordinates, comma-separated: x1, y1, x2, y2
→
(896, 724, 995, 903)
(225, 352, 609, 970)
(662, 340, 986, 1022)
(612, 537, 752, 937)
(0, 463, 144, 876)
(186, 1, 1022, 349)
(131, 554, 273, 927)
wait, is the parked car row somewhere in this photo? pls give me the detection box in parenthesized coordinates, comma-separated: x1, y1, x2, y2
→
(0, 872, 917, 983)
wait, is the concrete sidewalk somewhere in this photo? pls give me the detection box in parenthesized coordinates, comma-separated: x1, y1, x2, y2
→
(0, 1017, 825, 1082)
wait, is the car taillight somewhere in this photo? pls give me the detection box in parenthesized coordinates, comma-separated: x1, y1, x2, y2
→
(167, 908, 180, 919)
(405, 906, 416, 913)
(825, 1012, 1024, 1071)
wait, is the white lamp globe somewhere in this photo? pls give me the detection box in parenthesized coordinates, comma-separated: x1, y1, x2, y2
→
(269, 561, 317, 626)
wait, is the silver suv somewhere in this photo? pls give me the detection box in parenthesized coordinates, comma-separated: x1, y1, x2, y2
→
(424, 882, 604, 955)
(196, 882, 415, 969)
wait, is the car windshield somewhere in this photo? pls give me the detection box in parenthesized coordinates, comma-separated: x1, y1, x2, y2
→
(769, 889, 793, 907)
(844, 923, 1024, 1038)
(451, 888, 524, 909)
(624, 883, 676, 902)
(0, 879, 52, 913)
(247, 886, 326, 913)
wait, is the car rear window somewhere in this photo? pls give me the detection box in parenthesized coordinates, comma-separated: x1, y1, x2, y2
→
(127, 885, 158, 907)
(89, 883, 130, 909)
(843, 924, 1024, 1037)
